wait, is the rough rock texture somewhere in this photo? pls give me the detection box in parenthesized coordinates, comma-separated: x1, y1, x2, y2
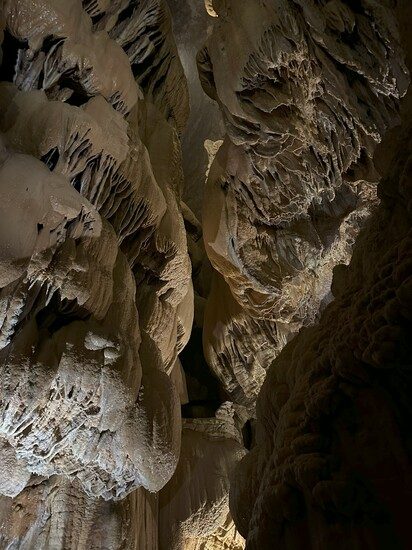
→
(204, 271, 286, 412)
(159, 403, 246, 550)
(230, 5, 412, 545)
(231, 113, 412, 550)
(166, 0, 225, 217)
(200, 0, 408, 410)
(0, 477, 158, 549)
(0, 0, 191, 529)
(2, 0, 138, 113)
(105, 0, 190, 135)
(1, 1, 411, 549)
(0, 1, 248, 548)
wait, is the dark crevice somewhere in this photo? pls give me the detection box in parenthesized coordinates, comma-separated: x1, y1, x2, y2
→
(90, 12, 105, 26)
(179, 327, 230, 419)
(181, 400, 222, 419)
(72, 173, 83, 193)
(0, 31, 27, 83)
(41, 148, 60, 171)
(36, 294, 91, 334)
(242, 419, 253, 450)
(115, 3, 137, 26)
(40, 35, 64, 53)
(48, 72, 92, 107)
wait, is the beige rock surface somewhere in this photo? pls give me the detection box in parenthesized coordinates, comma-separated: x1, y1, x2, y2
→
(200, 0, 408, 411)
(3, 0, 139, 112)
(231, 113, 412, 549)
(0, 477, 158, 549)
(0, 0, 192, 539)
(100, 0, 190, 134)
(1, 1, 411, 549)
(159, 404, 246, 550)
(230, 3, 412, 543)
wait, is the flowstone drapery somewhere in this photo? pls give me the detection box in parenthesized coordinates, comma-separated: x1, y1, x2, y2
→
(200, 0, 408, 412)
(0, 1, 411, 549)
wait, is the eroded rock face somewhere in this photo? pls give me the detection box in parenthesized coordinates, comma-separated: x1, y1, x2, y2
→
(2, 0, 138, 113)
(159, 403, 246, 550)
(166, 0, 226, 217)
(200, 0, 408, 410)
(1, 1, 411, 549)
(230, 83, 412, 550)
(0, 0, 190, 506)
(104, 0, 190, 135)
(0, 477, 158, 549)
(204, 271, 286, 411)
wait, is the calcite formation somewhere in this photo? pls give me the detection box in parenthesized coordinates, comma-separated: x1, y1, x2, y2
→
(229, 5, 412, 545)
(0, 1, 247, 548)
(0, 0, 411, 549)
(230, 106, 412, 549)
(200, 0, 408, 409)
(166, 0, 225, 217)
(0, 478, 159, 548)
(159, 403, 246, 550)
(0, 0, 190, 522)
(204, 271, 285, 411)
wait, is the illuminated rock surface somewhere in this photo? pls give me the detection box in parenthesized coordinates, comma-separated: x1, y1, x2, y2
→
(0, 1, 410, 549)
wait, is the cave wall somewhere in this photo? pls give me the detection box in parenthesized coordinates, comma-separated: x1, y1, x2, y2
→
(200, 0, 408, 414)
(0, 1, 250, 548)
(166, 0, 225, 218)
(198, 1, 412, 548)
(231, 88, 412, 549)
(0, 1, 411, 549)
(225, 1, 412, 548)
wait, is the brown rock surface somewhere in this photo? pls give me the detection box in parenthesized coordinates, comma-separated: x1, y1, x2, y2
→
(159, 404, 246, 550)
(0, 1, 411, 549)
(231, 113, 412, 549)
(200, 0, 408, 411)
(229, 2, 412, 545)
(0, 0, 191, 539)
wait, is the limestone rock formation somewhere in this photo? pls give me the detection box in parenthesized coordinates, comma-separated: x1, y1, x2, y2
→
(231, 111, 412, 549)
(159, 403, 246, 550)
(204, 271, 285, 411)
(0, 0, 191, 526)
(0, 478, 158, 549)
(200, 0, 409, 410)
(1, 0, 411, 549)
(0, 1, 248, 548)
(104, 0, 190, 134)
(229, 2, 412, 540)
(166, 0, 225, 217)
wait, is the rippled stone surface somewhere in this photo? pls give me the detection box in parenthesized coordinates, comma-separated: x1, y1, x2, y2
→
(200, 0, 408, 412)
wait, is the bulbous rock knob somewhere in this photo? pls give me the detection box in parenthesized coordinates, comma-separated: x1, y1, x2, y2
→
(205, 0, 219, 17)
